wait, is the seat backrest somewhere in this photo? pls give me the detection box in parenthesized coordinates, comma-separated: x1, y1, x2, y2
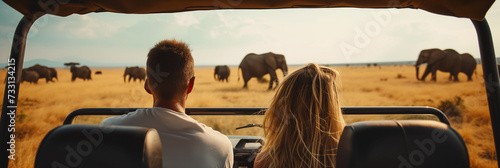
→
(35, 124, 162, 168)
(336, 120, 469, 168)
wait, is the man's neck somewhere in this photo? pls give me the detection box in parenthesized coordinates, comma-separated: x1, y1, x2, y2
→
(153, 98, 186, 113)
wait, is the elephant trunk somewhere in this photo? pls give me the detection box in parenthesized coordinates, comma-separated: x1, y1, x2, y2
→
(416, 65, 420, 80)
(282, 65, 288, 77)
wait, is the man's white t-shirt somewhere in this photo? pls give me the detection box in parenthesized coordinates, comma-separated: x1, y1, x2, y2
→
(100, 107, 234, 168)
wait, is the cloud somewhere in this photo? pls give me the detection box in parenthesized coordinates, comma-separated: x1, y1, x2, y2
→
(0, 25, 14, 38)
(208, 12, 271, 41)
(174, 13, 200, 27)
(55, 15, 131, 39)
(216, 12, 239, 28)
(210, 30, 217, 38)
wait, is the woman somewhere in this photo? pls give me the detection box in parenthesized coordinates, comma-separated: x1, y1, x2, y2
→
(254, 63, 345, 168)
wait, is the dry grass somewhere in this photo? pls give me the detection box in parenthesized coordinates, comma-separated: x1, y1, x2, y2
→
(0, 65, 496, 168)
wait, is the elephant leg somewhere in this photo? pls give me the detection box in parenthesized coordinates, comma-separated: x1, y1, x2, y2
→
(243, 80, 248, 88)
(268, 70, 278, 90)
(425, 65, 438, 81)
(242, 74, 250, 88)
(421, 67, 433, 81)
(421, 72, 429, 81)
(453, 73, 459, 82)
(267, 79, 274, 90)
(430, 70, 437, 81)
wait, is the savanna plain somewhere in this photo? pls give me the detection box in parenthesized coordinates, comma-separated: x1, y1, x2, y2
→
(0, 64, 497, 167)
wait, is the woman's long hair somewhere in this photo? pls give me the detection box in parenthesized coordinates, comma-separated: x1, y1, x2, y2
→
(258, 63, 345, 168)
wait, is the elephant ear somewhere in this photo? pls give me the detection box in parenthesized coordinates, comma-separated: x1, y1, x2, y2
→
(428, 50, 446, 65)
(421, 51, 430, 59)
(264, 53, 278, 70)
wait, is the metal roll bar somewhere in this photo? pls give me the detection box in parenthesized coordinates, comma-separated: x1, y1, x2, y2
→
(0, 14, 498, 167)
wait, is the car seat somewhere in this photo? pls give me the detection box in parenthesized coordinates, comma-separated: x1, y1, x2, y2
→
(336, 120, 469, 168)
(34, 124, 162, 168)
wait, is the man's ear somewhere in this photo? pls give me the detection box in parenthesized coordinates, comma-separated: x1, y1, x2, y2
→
(144, 79, 152, 94)
(187, 77, 195, 94)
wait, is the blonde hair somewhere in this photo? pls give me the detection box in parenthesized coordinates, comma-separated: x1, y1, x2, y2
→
(258, 63, 345, 168)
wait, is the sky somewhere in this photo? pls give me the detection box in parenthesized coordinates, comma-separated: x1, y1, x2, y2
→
(0, 1, 499, 67)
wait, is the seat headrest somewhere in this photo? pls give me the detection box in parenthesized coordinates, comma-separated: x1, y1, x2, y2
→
(336, 120, 469, 168)
(35, 124, 162, 168)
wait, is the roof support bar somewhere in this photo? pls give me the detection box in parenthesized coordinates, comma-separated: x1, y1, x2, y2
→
(472, 19, 500, 165)
(0, 16, 36, 167)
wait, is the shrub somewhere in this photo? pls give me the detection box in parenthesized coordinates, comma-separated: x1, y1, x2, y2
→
(397, 74, 405, 79)
(19, 112, 27, 123)
(438, 96, 465, 118)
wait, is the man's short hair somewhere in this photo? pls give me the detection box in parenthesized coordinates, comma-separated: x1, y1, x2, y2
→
(147, 39, 194, 99)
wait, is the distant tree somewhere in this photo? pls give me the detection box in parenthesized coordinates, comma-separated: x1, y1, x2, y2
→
(64, 62, 80, 67)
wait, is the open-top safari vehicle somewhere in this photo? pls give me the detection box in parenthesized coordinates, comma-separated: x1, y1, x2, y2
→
(1, 0, 498, 167)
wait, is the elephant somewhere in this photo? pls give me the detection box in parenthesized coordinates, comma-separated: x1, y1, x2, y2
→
(25, 64, 53, 83)
(441, 49, 477, 81)
(238, 52, 288, 90)
(457, 53, 477, 81)
(124, 66, 146, 83)
(49, 67, 58, 81)
(21, 70, 39, 84)
(214, 65, 230, 82)
(70, 65, 92, 81)
(415, 48, 461, 82)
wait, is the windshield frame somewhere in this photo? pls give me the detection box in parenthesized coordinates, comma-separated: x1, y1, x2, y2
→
(0, 6, 498, 167)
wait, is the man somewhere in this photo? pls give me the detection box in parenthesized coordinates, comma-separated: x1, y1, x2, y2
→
(101, 39, 233, 168)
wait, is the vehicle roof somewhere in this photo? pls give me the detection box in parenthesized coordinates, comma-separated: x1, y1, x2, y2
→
(3, 0, 495, 20)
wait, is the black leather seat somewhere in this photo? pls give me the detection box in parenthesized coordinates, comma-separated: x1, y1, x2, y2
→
(336, 120, 469, 168)
(35, 124, 162, 168)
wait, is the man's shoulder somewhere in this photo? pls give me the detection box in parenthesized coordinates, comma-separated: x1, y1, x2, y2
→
(195, 123, 232, 146)
(199, 123, 226, 137)
(100, 108, 148, 125)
